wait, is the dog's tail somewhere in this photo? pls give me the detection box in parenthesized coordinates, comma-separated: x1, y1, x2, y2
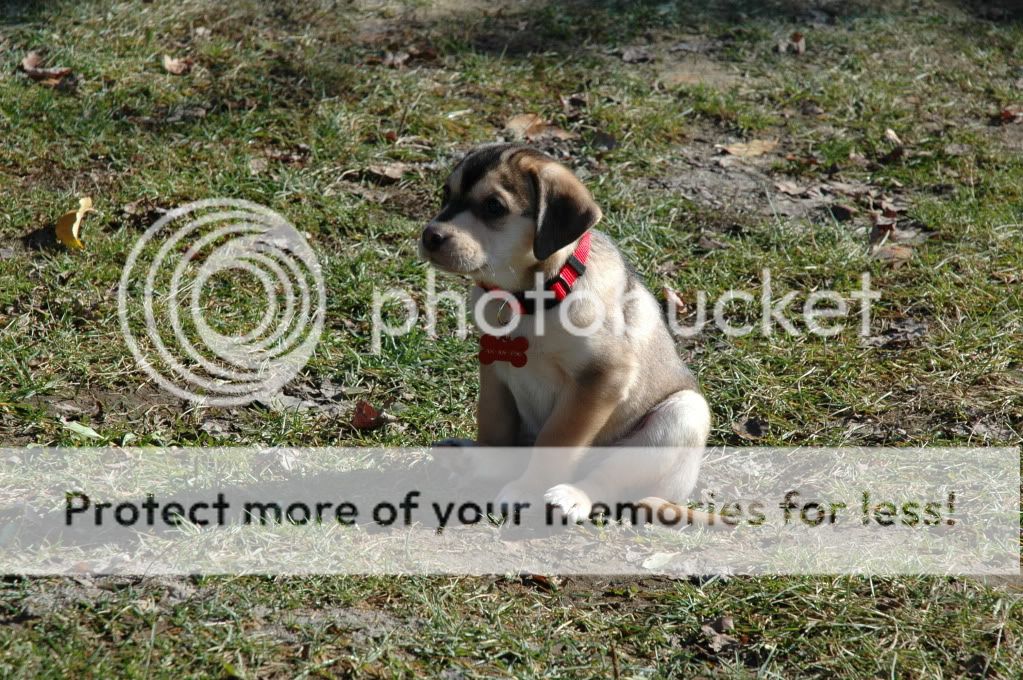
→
(635, 496, 737, 531)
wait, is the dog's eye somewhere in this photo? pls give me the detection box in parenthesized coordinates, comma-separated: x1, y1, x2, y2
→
(483, 196, 507, 219)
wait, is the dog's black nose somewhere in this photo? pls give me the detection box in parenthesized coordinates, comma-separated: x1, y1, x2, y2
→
(422, 225, 447, 252)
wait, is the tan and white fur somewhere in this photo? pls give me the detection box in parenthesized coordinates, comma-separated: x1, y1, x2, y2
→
(419, 143, 712, 526)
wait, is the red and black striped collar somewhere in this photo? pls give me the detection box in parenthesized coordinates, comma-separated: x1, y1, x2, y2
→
(478, 232, 592, 315)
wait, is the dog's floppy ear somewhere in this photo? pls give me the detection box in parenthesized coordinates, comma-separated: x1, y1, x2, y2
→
(530, 163, 602, 261)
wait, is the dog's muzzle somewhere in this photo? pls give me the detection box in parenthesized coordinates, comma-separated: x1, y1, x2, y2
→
(421, 225, 448, 252)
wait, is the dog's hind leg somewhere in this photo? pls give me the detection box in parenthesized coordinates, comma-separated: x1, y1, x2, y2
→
(543, 389, 710, 524)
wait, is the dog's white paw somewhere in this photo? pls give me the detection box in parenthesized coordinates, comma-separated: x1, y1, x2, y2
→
(494, 480, 540, 515)
(544, 484, 593, 524)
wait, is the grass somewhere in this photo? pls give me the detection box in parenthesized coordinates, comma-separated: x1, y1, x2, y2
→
(0, 0, 1021, 676)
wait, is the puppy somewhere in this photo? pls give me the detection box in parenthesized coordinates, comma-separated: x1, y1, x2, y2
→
(419, 143, 712, 525)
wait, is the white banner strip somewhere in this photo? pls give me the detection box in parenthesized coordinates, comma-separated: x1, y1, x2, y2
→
(0, 447, 1017, 576)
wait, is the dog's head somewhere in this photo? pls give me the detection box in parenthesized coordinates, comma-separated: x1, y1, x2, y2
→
(419, 144, 602, 288)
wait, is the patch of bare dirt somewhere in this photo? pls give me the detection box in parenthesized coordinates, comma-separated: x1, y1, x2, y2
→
(653, 36, 749, 89)
(864, 317, 930, 349)
(288, 607, 421, 644)
(990, 121, 1023, 152)
(27, 385, 188, 428)
(1, 575, 205, 625)
(641, 133, 829, 223)
(659, 55, 744, 88)
(641, 129, 932, 245)
(12, 155, 123, 196)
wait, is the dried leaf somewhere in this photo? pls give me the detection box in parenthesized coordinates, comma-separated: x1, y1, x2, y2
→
(783, 153, 820, 167)
(696, 234, 729, 252)
(663, 287, 687, 314)
(777, 32, 806, 55)
(264, 144, 311, 165)
(620, 46, 654, 63)
(801, 102, 824, 116)
(19, 50, 74, 87)
(55, 197, 94, 250)
(774, 180, 805, 196)
(879, 198, 906, 217)
(248, 157, 269, 175)
(382, 51, 410, 68)
(997, 105, 1023, 124)
(540, 124, 577, 141)
(364, 162, 410, 185)
(705, 616, 735, 633)
(789, 31, 806, 55)
(504, 113, 576, 142)
(732, 417, 767, 441)
(828, 203, 858, 221)
(716, 139, 778, 158)
(408, 44, 439, 61)
(872, 243, 914, 266)
(825, 180, 872, 198)
(992, 270, 1020, 284)
(865, 318, 928, 348)
(702, 623, 740, 653)
(352, 399, 384, 430)
(869, 220, 896, 247)
(870, 210, 898, 229)
(162, 54, 194, 75)
(121, 199, 149, 217)
(376, 44, 438, 68)
(21, 51, 44, 71)
(520, 573, 560, 591)
(848, 150, 869, 166)
(884, 128, 903, 146)
(505, 113, 544, 137)
(120, 199, 167, 229)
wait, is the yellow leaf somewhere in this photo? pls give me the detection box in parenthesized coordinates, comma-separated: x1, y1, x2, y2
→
(55, 197, 94, 250)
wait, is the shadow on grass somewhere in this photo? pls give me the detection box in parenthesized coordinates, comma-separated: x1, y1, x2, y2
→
(3, 0, 1018, 142)
(3, 0, 1014, 96)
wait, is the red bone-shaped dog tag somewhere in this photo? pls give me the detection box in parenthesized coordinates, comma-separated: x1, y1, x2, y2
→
(478, 334, 529, 367)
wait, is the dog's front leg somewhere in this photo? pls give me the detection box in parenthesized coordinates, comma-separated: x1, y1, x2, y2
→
(496, 364, 629, 513)
(434, 365, 522, 480)
(477, 364, 520, 446)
